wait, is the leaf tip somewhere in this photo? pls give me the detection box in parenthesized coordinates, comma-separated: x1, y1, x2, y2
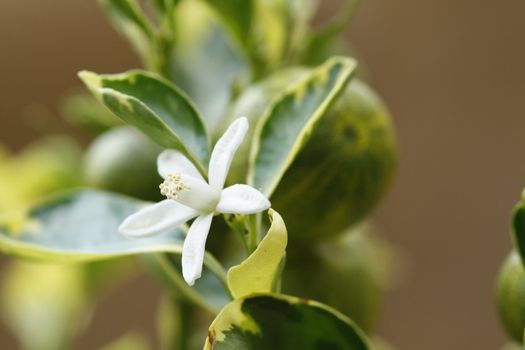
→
(78, 70, 101, 90)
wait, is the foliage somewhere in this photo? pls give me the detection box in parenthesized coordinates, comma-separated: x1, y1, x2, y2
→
(0, 1, 404, 349)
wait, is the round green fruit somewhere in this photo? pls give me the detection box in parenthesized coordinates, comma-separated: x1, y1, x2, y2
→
(83, 126, 162, 201)
(228, 68, 397, 241)
(496, 251, 525, 343)
(272, 78, 396, 240)
(282, 224, 397, 333)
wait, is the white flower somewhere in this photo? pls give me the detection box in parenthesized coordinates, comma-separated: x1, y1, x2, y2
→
(118, 117, 270, 285)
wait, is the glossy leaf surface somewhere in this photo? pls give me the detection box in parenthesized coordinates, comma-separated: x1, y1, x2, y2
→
(204, 294, 371, 350)
(249, 56, 357, 196)
(79, 70, 210, 170)
(0, 189, 186, 262)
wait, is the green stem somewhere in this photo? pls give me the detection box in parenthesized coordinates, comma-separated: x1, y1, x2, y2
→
(154, 254, 219, 316)
(224, 214, 250, 254)
(143, 0, 177, 80)
(203, 252, 232, 298)
(248, 213, 261, 253)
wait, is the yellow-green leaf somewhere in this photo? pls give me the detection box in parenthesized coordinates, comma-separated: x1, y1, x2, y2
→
(227, 209, 287, 299)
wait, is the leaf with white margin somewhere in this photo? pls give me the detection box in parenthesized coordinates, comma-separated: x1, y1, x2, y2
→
(204, 293, 371, 350)
(79, 70, 210, 172)
(227, 209, 287, 299)
(249, 56, 357, 196)
(0, 189, 231, 314)
(0, 189, 188, 262)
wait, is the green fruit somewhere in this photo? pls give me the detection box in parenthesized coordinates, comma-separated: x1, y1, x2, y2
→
(84, 127, 162, 200)
(228, 68, 397, 240)
(272, 78, 396, 240)
(496, 251, 525, 343)
(282, 224, 397, 333)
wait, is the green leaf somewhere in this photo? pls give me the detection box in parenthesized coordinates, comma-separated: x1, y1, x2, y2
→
(172, 1, 247, 134)
(0, 189, 187, 262)
(79, 70, 210, 171)
(152, 0, 179, 13)
(0, 189, 231, 316)
(202, 0, 253, 49)
(227, 209, 287, 299)
(201, 0, 286, 77)
(98, 0, 153, 63)
(249, 56, 357, 196)
(204, 294, 371, 350)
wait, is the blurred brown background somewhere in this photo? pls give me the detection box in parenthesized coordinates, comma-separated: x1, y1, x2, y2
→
(1, 0, 525, 349)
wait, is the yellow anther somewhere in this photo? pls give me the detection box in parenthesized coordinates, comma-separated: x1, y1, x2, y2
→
(159, 173, 189, 199)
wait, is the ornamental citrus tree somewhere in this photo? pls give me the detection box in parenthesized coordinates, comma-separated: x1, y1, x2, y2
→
(0, 1, 400, 349)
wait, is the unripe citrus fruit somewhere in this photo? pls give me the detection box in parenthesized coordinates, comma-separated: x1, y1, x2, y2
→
(283, 225, 398, 333)
(272, 78, 397, 240)
(496, 251, 525, 343)
(228, 68, 397, 240)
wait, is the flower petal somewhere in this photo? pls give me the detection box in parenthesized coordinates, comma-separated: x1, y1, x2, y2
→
(119, 199, 198, 237)
(162, 173, 220, 213)
(216, 184, 271, 214)
(182, 214, 214, 285)
(157, 150, 204, 180)
(208, 117, 248, 190)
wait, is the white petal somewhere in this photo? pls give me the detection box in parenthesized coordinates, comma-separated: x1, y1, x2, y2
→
(182, 214, 214, 285)
(119, 199, 198, 237)
(216, 184, 271, 214)
(157, 149, 203, 180)
(165, 174, 220, 213)
(208, 117, 248, 190)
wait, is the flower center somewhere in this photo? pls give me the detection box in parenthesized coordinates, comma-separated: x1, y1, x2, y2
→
(159, 173, 189, 199)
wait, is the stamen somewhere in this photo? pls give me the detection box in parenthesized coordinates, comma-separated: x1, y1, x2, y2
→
(159, 173, 189, 199)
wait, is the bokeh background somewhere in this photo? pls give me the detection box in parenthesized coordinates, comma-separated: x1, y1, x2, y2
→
(1, 0, 525, 349)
